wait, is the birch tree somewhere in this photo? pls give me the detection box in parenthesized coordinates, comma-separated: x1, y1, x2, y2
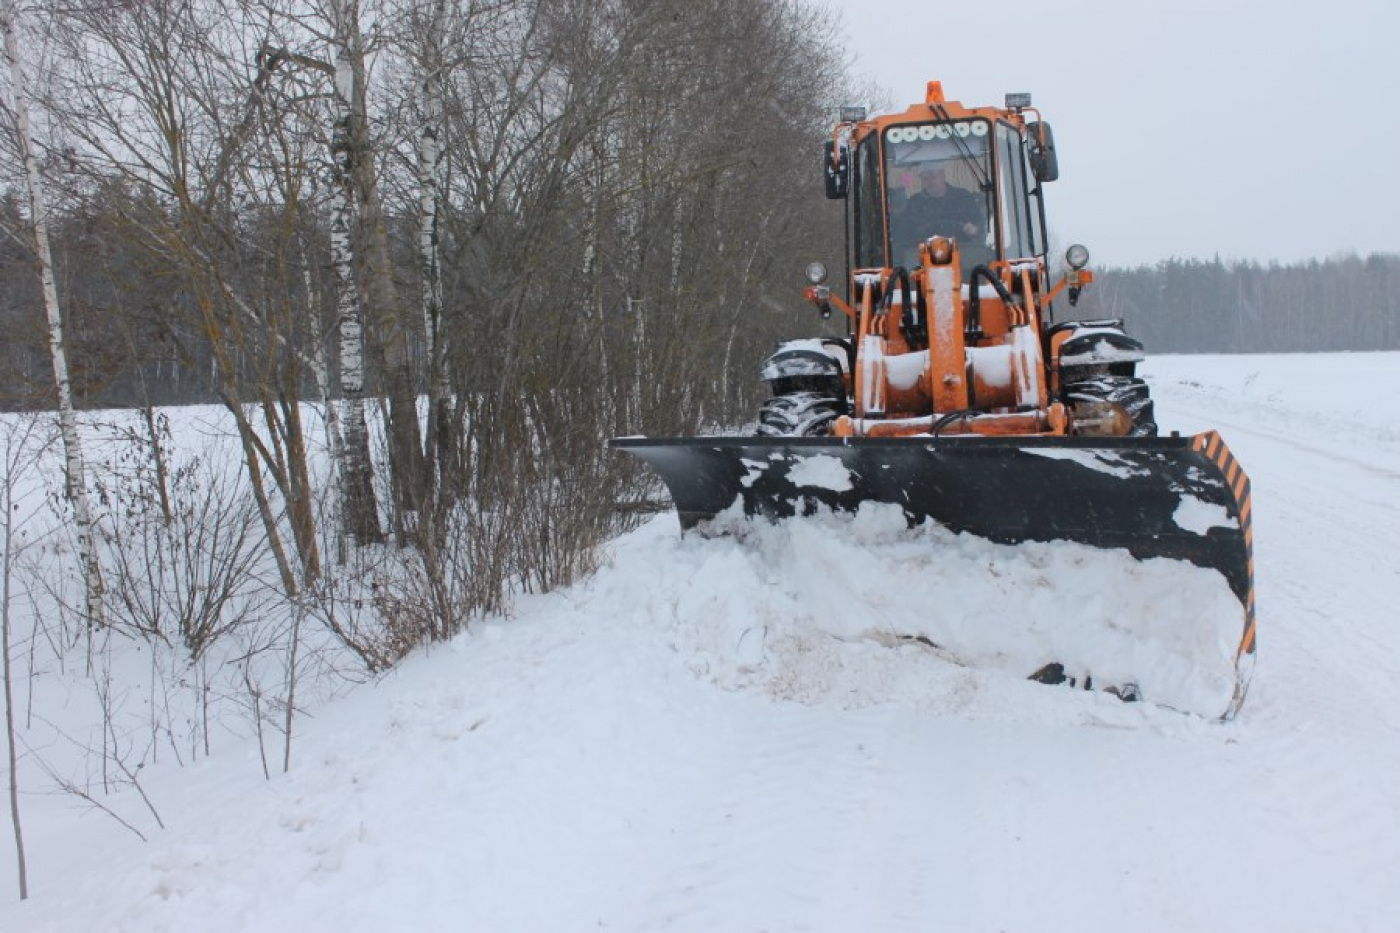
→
(408, 0, 456, 514)
(2, 4, 105, 634)
(328, 106, 382, 547)
(324, 0, 427, 541)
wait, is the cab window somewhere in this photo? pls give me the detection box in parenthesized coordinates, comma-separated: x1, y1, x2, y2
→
(883, 120, 994, 273)
(853, 135, 884, 269)
(996, 122, 1035, 261)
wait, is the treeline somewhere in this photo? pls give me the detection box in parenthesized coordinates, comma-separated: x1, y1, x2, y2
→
(2, 189, 213, 409)
(11, 238, 1399, 423)
(1077, 254, 1400, 354)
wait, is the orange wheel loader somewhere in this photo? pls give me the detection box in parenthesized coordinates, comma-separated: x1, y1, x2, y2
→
(612, 82, 1255, 719)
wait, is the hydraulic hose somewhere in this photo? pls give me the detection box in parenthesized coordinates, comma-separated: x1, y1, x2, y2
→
(967, 264, 1016, 339)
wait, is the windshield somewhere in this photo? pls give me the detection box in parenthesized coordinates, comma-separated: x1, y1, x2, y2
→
(883, 120, 993, 272)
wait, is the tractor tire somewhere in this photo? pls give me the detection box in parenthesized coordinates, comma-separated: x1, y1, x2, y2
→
(756, 391, 840, 437)
(1065, 375, 1158, 437)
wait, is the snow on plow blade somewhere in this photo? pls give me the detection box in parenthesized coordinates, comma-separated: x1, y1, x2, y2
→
(611, 431, 1256, 719)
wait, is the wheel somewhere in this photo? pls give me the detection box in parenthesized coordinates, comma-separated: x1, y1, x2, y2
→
(756, 391, 839, 437)
(1065, 375, 1157, 437)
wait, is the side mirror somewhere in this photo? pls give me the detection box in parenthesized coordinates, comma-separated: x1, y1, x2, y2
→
(823, 140, 848, 199)
(1027, 122, 1059, 183)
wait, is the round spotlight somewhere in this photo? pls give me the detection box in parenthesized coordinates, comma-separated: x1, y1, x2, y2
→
(804, 261, 828, 285)
(928, 237, 953, 265)
(1065, 243, 1091, 270)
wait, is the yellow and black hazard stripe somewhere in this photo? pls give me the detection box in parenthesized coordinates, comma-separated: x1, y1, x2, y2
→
(1193, 431, 1256, 659)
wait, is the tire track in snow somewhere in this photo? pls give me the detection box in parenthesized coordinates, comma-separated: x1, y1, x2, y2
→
(1159, 395, 1400, 707)
(803, 705, 969, 931)
(1150, 389, 1400, 926)
(636, 698, 896, 931)
(623, 692, 960, 931)
(1162, 396, 1400, 506)
(800, 706, 935, 930)
(1231, 712, 1400, 928)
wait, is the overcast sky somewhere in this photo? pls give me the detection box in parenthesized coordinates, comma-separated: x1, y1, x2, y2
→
(829, 0, 1399, 268)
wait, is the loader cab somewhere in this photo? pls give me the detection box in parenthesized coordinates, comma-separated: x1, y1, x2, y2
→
(847, 115, 1049, 277)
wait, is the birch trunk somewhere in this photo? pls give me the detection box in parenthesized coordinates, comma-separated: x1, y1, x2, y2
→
(416, 7, 456, 513)
(4, 11, 104, 632)
(329, 118, 382, 548)
(302, 258, 343, 484)
(329, 0, 427, 543)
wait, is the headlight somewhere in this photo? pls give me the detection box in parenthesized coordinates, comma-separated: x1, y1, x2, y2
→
(804, 261, 828, 285)
(1065, 244, 1091, 270)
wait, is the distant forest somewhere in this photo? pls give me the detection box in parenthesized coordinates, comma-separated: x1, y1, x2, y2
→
(1073, 253, 1400, 355)
(5, 242, 1398, 411)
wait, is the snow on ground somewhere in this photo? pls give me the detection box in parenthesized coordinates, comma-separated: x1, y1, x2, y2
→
(4, 352, 1400, 931)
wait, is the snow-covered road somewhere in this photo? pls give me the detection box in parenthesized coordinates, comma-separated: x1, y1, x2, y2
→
(4, 353, 1400, 932)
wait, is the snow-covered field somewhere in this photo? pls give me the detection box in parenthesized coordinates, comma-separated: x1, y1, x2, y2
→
(3, 352, 1400, 932)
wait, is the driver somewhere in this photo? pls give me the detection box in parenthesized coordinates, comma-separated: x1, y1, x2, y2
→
(897, 164, 982, 245)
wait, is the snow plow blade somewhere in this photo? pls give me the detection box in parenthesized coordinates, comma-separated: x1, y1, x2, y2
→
(611, 431, 1256, 718)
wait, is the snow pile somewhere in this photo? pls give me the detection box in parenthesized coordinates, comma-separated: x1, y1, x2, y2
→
(587, 504, 1242, 718)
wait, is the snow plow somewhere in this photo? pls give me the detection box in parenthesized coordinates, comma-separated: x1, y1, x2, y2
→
(610, 82, 1255, 719)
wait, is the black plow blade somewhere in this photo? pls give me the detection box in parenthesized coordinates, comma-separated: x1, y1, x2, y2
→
(611, 432, 1256, 719)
